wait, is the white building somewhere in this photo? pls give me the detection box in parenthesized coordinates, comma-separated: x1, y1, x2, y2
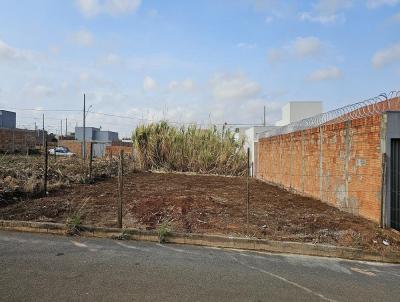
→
(245, 126, 277, 176)
(244, 101, 323, 177)
(275, 101, 322, 126)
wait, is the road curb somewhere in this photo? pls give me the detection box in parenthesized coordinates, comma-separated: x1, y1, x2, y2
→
(0, 219, 399, 263)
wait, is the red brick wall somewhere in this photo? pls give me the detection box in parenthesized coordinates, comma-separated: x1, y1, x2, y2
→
(257, 115, 383, 222)
(105, 145, 133, 157)
(58, 140, 91, 158)
(0, 128, 38, 153)
(59, 141, 134, 158)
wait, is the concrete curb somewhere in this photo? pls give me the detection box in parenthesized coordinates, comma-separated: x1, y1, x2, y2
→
(0, 219, 399, 263)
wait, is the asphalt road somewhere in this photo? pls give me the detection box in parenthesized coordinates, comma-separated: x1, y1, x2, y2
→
(0, 231, 400, 302)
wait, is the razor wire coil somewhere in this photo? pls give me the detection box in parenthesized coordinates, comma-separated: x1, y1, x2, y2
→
(260, 91, 400, 138)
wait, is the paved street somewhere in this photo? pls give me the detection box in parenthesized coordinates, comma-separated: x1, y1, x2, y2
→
(0, 231, 399, 302)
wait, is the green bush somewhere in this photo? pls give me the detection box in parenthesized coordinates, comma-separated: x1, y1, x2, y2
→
(132, 122, 247, 176)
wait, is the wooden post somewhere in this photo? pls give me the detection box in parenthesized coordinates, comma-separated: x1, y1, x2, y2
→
(89, 142, 93, 180)
(117, 149, 124, 228)
(246, 147, 250, 235)
(43, 139, 48, 195)
(109, 150, 113, 177)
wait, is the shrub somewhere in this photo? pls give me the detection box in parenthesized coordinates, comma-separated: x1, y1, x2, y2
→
(132, 122, 247, 176)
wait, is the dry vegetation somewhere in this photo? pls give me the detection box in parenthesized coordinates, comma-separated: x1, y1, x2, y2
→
(0, 154, 132, 202)
(132, 121, 247, 176)
(1, 172, 399, 254)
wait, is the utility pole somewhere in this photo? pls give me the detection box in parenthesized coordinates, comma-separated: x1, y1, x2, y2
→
(65, 118, 68, 136)
(263, 106, 266, 127)
(83, 93, 86, 161)
(60, 119, 63, 140)
(42, 114, 45, 151)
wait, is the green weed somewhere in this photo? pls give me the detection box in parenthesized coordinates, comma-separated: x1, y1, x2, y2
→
(158, 221, 171, 243)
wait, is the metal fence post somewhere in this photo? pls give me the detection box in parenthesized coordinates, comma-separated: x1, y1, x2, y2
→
(43, 139, 48, 195)
(89, 142, 93, 180)
(117, 150, 124, 228)
(109, 150, 113, 177)
(246, 147, 250, 235)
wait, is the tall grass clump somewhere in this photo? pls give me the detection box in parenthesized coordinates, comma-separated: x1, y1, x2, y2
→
(132, 121, 247, 176)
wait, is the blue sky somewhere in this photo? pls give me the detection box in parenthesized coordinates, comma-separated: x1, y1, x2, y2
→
(0, 0, 399, 136)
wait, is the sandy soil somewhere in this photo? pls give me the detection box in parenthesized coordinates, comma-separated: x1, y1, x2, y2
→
(1, 171, 399, 253)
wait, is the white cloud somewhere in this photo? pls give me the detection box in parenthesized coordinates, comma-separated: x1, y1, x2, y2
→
(71, 29, 94, 47)
(266, 48, 284, 63)
(143, 76, 157, 91)
(104, 53, 121, 64)
(236, 42, 257, 49)
(168, 79, 196, 92)
(148, 9, 159, 18)
(124, 106, 198, 125)
(393, 12, 400, 21)
(314, 0, 353, 14)
(372, 43, 400, 68)
(367, 0, 399, 9)
(293, 36, 323, 58)
(211, 73, 262, 102)
(23, 83, 55, 98)
(265, 16, 274, 23)
(266, 37, 323, 63)
(298, 12, 345, 24)
(299, 0, 352, 24)
(308, 66, 342, 81)
(75, 0, 141, 17)
(79, 72, 90, 81)
(0, 39, 33, 61)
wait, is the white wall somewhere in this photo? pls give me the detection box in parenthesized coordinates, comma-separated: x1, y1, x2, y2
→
(245, 126, 277, 176)
(276, 101, 322, 126)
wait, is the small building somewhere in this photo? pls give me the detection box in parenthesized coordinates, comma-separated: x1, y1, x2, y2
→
(74, 127, 119, 142)
(72, 127, 119, 158)
(0, 110, 16, 129)
(275, 102, 322, 126)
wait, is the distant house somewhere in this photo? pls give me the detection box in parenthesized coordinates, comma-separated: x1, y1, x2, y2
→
(69, 127, 119, 158)
(275, 101, 322, 126)
(74, 127, 119, 142)
(0, 110, 16, 129)
(0, 110, 45, 153)
(242, 101, 322, 176)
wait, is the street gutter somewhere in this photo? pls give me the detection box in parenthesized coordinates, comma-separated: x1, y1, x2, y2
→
(0, 219, 399, 263)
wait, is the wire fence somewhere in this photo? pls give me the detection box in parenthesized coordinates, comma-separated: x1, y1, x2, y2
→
(260, 91, 400, 139)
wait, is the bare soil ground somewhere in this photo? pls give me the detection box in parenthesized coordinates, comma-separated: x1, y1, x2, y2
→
(1, 171, 399, 253)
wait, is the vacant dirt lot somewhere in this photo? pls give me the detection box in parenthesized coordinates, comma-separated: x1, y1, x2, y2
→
(1, 171, 399, 253)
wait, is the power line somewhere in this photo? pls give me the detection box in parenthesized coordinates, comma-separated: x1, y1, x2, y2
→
(2, 107, 81, 112)
(1, 105, 268, 128)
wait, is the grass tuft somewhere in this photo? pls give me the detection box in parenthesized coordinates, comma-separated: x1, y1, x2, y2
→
(65, 198, 88, 236)
(158, 221, 171, 243)
(66, 214, 83, 236)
